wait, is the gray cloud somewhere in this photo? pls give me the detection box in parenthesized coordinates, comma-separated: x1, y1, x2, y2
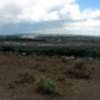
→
(0, 4, 22, 23)
(0, 20, 67, 34)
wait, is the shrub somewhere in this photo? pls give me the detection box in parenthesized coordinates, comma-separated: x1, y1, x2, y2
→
(37, 78, 56, 94)
(67, 61, 94, 79)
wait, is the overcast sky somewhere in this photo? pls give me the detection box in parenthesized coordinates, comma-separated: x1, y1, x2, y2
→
(0, 0, 100, 36)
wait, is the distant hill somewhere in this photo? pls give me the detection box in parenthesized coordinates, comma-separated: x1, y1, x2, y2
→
(0, 33, 100, 43)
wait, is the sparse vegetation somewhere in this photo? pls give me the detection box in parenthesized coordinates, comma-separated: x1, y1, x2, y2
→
(0, 35, 100, 100)
(67, 60, 95, 79)
(15, 72, 35, 84)
(8, 72, 35, 89)
(37, 78, 57, 94)
(1, 45, 100, 58)
(0, 54, 98, 100)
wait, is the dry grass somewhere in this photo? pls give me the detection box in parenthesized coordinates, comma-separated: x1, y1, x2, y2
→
(67, 59, 95, 79)
(0, 54, 99, 100)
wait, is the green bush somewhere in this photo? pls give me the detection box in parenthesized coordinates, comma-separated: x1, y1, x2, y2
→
(37, 78, 56, 94)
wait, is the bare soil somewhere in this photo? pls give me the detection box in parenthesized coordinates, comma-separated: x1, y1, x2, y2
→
(0, 54, 100, 100)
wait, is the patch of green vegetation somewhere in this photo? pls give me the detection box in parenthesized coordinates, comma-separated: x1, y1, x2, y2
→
(37, 78, 57, 94)
(1, 45, 100, 58)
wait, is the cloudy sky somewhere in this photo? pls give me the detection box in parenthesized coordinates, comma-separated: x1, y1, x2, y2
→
(0, 0, 100, 36)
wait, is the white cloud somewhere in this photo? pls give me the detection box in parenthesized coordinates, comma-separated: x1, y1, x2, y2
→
(0, 0, 80, 23)
(63, 7, 100, 36)
(66, 19, 100, 29)
(81, 9, 100, 20)
(64, 19, 100, 36)
(0, 0, 100, 36)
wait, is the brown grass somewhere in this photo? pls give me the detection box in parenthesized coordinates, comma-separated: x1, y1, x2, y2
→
(0, 54, 99, 100)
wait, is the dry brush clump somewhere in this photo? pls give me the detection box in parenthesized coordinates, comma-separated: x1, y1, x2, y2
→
(8, 72, 35, 89)
(15, 72, 35, 84)
(67, 60, 95, 79)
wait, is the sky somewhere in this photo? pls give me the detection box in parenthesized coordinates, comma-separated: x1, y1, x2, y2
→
(0, 0, 100, 36)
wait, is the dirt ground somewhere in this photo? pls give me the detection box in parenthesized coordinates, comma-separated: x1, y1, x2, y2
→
(0, 54, 100, 100)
